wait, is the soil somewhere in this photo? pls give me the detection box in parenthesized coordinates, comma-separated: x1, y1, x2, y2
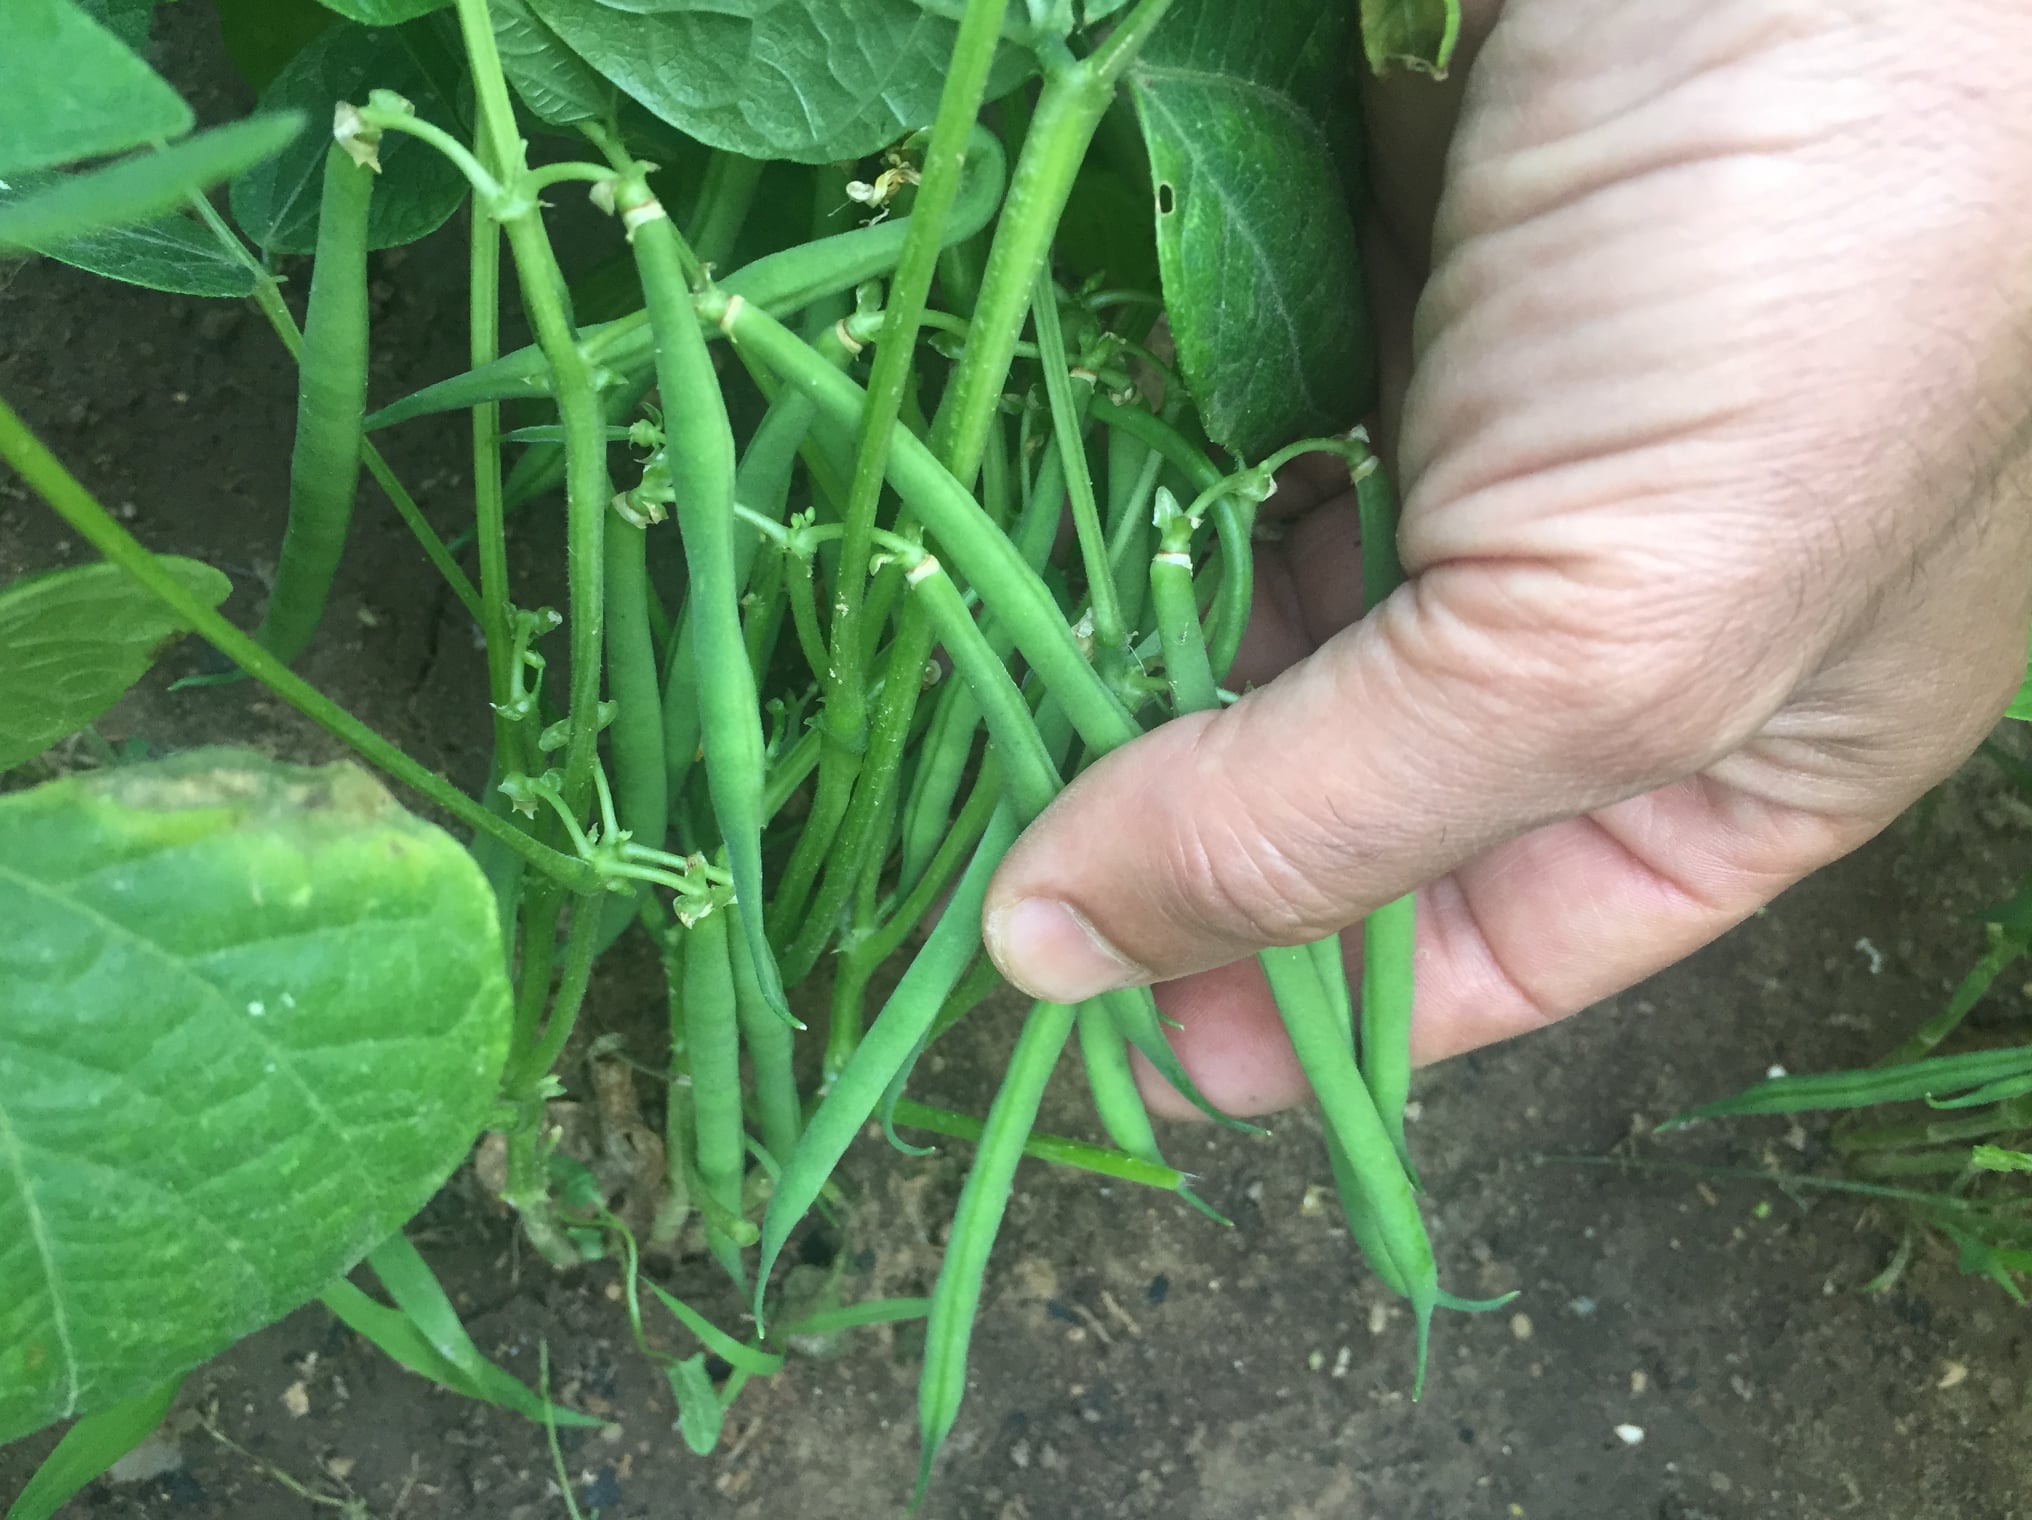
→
(4, 10, 2031, 1520)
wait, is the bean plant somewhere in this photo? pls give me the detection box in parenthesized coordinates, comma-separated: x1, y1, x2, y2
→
(0, 0, 1489, 1510)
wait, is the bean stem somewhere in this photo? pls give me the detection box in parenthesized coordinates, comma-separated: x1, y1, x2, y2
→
(0, 395, 598, 890)
(928, 0, 1177, 489)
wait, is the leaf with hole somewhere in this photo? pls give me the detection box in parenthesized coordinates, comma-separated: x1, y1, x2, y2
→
(0, 0, 192, 178)
(1130, 0, 1374, 456)
(0, 559, 232, 772)
(0, 750, 513, 1443)
(229, 21, 471, 253)
(523, 0, 1035, 162)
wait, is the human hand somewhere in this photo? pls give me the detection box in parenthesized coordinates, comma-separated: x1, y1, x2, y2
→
(982, 0, 2032, 1117)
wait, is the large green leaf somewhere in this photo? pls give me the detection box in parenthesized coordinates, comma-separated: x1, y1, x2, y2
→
(0, 182, 257, 297)
(310, 0, 453, 21)
(0, 116, 305, 252)
(489, 0, 613, 126)
(0, 751, 513, 1443)
(1359, 0, 1461, 78)
(1129, 0, 1374, 457)
(229, 21, 470, 253)
(523, 0, 1035, 163)
(0, 559, 231, 772)
(0, 0, 192, 177)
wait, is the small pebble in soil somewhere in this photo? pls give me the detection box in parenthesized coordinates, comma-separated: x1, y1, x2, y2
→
(1147, 1274, 1170, 1305)
(1614, 1424, 1646, 1446)
(1509, 1313, 1534, 1341)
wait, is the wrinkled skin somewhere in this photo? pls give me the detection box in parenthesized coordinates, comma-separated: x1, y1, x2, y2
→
(985, 0, 2032, 1117)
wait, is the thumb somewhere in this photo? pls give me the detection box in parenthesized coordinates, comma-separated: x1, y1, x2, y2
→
(980, 568, 1775, 1002)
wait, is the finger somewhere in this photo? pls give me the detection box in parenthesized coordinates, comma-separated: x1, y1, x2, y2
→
(981, 549, 1792, 1005)
(1134, 778, 1863, 1121)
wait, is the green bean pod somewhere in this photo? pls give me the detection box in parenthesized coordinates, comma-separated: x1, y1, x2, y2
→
(1258, 942, 1438, 1393)
(914, 999, 1076, 1507)
(897, 432, 1067, 888)
(363, 129, 1007, 432)
(1353, 460, 1417, 1173)
(703, 290, 1140, 759)
(682, 907, 748, 1291)
(728, 901, 802, 1171)
(627, 183, 790, 1027)
(254, 142, 373, 664)
(892, 550, 1248, 1132)
(755, 804, 1024, 1318)
(776, 603, 941, 986)
(602, 512, 667, 855)
(1150, 540, 1218, 716)
(1076, 999, 1163, 1166)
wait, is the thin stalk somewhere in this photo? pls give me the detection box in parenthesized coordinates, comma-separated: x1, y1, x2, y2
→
(466, 126, 524, 773)
(814, 2, 1011, 972)
(0, 395, 597, 891)
(452, 0, 611, 817)
(1030, 269, 1122, 670)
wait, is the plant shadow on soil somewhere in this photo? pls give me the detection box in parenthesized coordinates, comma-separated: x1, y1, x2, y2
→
(4, 11, 2032, 1519)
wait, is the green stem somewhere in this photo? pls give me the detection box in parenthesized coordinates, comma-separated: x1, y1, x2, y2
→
(0, 394, 597, 892)
(826, 11, 1011, 826)
(467, 125, 524, 773)
(1030, 269, 1122, 668)
(685, 149, 765, 271)
(452, 0, 610, 818)
(928, 0, 1175, 486)
(508, 889, 605, 1091)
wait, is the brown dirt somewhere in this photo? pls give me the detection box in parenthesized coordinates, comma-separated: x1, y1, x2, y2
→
(4, 9, 2030, 1519)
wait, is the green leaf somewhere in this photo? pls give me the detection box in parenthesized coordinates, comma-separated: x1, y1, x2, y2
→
(0, 558, 232, 772)
(489, 0, 613, 126)
(1359, 0, 1461, 78)
(310, 0, 453, 21)
(310, 1236, 604, 1426)
(0, 0, 192, 178)
(523, 0, 1035, 163)
(229, 21, 471, 253)
(0, 115, 305, 252)
(645, 1283, 786, 1378)
(664, 1353, 725, 1455)
(72, 0, 159, 50)
(1130, 0, 1375, 457)
(0, 175, 257, 296)
(3, 1376, 182, 1520)
(0, 750, 513, 1443)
